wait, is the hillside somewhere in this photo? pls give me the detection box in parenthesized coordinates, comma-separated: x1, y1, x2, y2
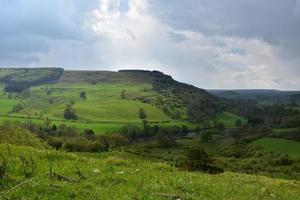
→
(0, 68, 223, 133)
(0, 144, 299, 200)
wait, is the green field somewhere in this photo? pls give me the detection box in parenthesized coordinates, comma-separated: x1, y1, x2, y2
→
(253, 138, 300, 158)
(213, 111, 246, 128)
(0, 83, 177, 133)
(1, 144, 299, 200)
(18, 83, 170, 123)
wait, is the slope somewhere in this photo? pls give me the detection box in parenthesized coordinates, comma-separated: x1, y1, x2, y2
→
(0, 144, 299, 200)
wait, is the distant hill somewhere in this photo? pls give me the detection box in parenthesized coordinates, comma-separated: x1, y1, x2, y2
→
(209, 89, 300, 104)
(59, 70, 223, 120)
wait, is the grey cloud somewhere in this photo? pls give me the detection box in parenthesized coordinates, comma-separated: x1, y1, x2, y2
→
(0, 0, 98, 66)
(148, 0, 300, 54)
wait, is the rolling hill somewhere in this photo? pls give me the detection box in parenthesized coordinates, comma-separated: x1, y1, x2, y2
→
(0, 68, 223, 133)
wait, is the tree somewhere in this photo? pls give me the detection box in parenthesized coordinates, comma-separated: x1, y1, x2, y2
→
(64, 104, 78, 120)
(185, 147, 213, 171)
(235, 119, 242, 127)
(121, 90, 126, 99)
(203, 121, 212, 129)
(138, 108, 147, 119)
(80, 91, 86, 100)
(12, 103, 24, 113)
(84, 129, 95, 141)
(156, 131, 177, 147)
(217, 122, 225, 131)
(201, 131, 212, 143)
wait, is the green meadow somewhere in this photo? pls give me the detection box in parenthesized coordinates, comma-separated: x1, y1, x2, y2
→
(213, 111, 246, 128)
(253, 138, 300, 158)
(0, 83, 205, 133)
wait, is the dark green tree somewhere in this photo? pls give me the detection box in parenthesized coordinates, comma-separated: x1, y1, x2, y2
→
(201, 131, 212, 143)
(235, 119, 242, 127)
(80, 91, 86, 100)
(138, 108, 147, 119)
(64, 104, 78, 120)
(121, 90, 126, 99)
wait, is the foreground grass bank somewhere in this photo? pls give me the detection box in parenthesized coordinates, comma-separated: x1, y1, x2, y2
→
(0, 144, 299, 200)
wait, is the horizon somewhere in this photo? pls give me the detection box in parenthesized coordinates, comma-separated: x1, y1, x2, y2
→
(1, 0, 300, 90)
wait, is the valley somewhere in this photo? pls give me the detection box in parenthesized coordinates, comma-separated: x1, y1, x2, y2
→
(0, 68, 299, 199)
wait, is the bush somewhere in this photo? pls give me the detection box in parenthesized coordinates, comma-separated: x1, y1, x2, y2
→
(63, 137, 92, 152)
(185, 147, 223, 173)
(47, 137, 63, 150)
(64, 104, 78, 120)
(96, 134, 129, 150)
(156, 131, 177, 147)
(138, 108, 147, 119)
(12, 103, 24, 113)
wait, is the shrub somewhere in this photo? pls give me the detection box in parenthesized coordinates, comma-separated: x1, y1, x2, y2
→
(156, 131, 177, 147)
(138, 108, 147, 119)
(64, 104, 78, 120)
(96, 134, 129, 149)
(63, 137, 92, 152)
(185, 147, 223, 173)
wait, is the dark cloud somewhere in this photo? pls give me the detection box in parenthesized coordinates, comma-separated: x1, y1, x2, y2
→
(0, 0, 98, 66)
(148, 0, 300, 54)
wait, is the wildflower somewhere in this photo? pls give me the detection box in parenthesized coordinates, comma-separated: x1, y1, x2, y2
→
(93, 169, 100, 173)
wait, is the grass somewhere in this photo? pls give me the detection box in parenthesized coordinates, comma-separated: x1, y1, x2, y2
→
(1, 144, 299, 200)
(0, 115, 199, 135)
(0, 83, 204, 134)
(0, 98, 18, 114)
(253, 138, 300, 158)
(0, 83, 246, 134)
(211, 111, 246, 128)
(19, 83, 171, 123)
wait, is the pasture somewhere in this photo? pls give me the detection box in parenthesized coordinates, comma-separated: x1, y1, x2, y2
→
(253, 137, 300, 158)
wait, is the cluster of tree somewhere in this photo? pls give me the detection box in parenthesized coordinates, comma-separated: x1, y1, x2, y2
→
(175, 147, 223, 174)
(48, 133, 129, 152)
(64, 103, 78, 120)
(80, 91, 86, 100)
(151, 71, 224, 121)
(227, 124, 272, 143)
(2, 68, 63, 93)
(270, 128, 300, 141)
(216, 144, 299, 176)
(119, 123, 189, 147)
(12, 103, 24, 113)
(225, 99, 300, 128)
(4, 120, 129, 152)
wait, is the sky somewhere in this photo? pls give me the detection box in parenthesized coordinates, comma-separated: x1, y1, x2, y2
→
(0, 0, 299, 90)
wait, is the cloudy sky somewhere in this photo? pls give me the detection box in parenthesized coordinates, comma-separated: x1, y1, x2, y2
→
(1, 0, 300, 90)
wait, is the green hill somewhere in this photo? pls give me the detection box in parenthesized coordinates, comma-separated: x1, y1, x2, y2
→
(0, 68, 223, 133)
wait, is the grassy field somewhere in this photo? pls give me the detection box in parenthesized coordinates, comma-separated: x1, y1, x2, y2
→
(18, 83, 171, 123)
(0, 83, 247, 134)
(253, 138, 300, 158)
(1, 144, 299, 200)
(213, 111, 246, 128)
